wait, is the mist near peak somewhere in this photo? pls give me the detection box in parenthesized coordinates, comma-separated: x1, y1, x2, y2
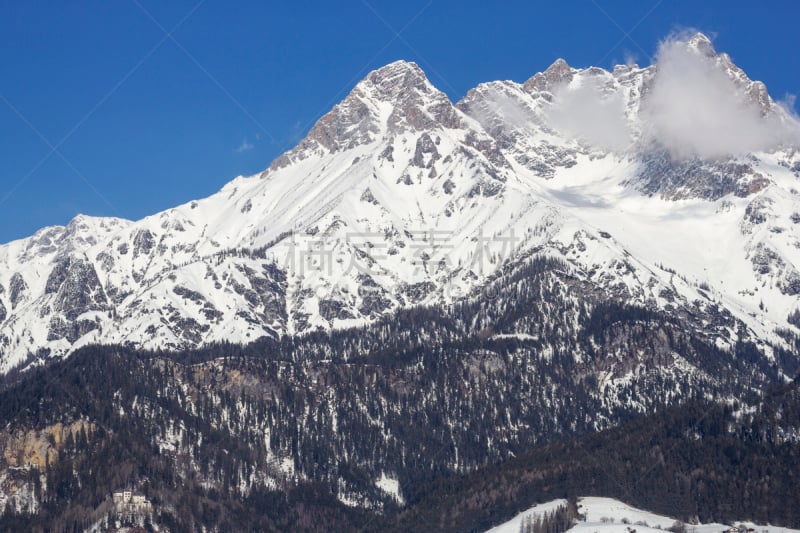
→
(642, 33, 800, 159)
(546, 75, 633, 152)
(538, 32, 799, 159)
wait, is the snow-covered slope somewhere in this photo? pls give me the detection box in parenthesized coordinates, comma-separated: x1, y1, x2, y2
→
(0, 33, 798, 372)
(487, 496, 800, 533)
(486, 497, 800, 533)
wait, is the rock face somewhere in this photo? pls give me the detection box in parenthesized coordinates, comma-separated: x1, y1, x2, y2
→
(45, 256, 107, 320)
(0, 33, 799, 371)
(269, 60, 461, 169)
(0, 421, 94, 470)
(634, 152, 770, 200)
(8, 273, 27, 310)
(523, 58, 574, 93)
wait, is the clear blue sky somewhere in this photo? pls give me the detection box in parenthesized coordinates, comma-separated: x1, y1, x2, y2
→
(1, 0, 798, 244)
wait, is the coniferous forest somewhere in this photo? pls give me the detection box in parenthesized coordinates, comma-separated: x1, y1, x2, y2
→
(0, 257, 797, 532)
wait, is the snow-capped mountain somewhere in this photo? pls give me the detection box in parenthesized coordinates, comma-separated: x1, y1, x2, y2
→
(0, 32, 799, 372)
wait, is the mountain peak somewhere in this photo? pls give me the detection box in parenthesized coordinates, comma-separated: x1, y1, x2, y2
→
(266, 59, 459, 170)
(359, 60, 431, 101)
(523, 58, 574, 93)
(369, 59, 424, 78)
(685, 32, 716, 57)
(547, 58, 571, 72)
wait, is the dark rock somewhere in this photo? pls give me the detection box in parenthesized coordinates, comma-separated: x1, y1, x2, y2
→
(96, 251, 115, 272)
(165, 308, 209, 344)
(412, 133, 440, 168)
(379, 144, 394, 162)
(401, 281, 436, 304)
(781, 272, 800, 296)
(744, 199, 771, 225)
(523, 58, 573, 93)
(357, 274, 392, 317)
(200, 304, 223, 322)
(132, 229, 155, 258)
(173, 285, 207, 304)
(230, 263, 288, 328)
(44, 256, 108, 321)
(750, 244, 779, 275)
(360, 188, 379, 205)
(635, 151, 768, 201)
(47, 316, 99, 343)
(9, 273, 27, 309)
(463, 131, 509, 169)
(319, 299, 355, 322)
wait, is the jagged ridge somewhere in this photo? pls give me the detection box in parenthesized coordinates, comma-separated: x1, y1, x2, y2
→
(0, 33, 798, 373)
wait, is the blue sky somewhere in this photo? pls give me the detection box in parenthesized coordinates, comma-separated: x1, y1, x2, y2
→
(1, 0, 798, 244)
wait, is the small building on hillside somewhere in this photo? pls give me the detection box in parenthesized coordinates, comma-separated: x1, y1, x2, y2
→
(112, 489, 152, 514)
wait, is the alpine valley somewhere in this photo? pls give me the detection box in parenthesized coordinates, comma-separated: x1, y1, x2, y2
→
(1, 33, 800, 532)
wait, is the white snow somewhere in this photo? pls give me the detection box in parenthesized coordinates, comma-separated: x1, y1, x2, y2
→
(486, 498, 568, 533)
(486, 497, 800, 533)
(375, 472, 404, 505)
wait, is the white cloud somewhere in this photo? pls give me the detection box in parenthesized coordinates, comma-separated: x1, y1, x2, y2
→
(642, 33, 800, 159)
(623, 52, 639, 68)
(779, 93, 798, 115)
(235, 138, 254, 153)
(546, 75, 633, 152)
